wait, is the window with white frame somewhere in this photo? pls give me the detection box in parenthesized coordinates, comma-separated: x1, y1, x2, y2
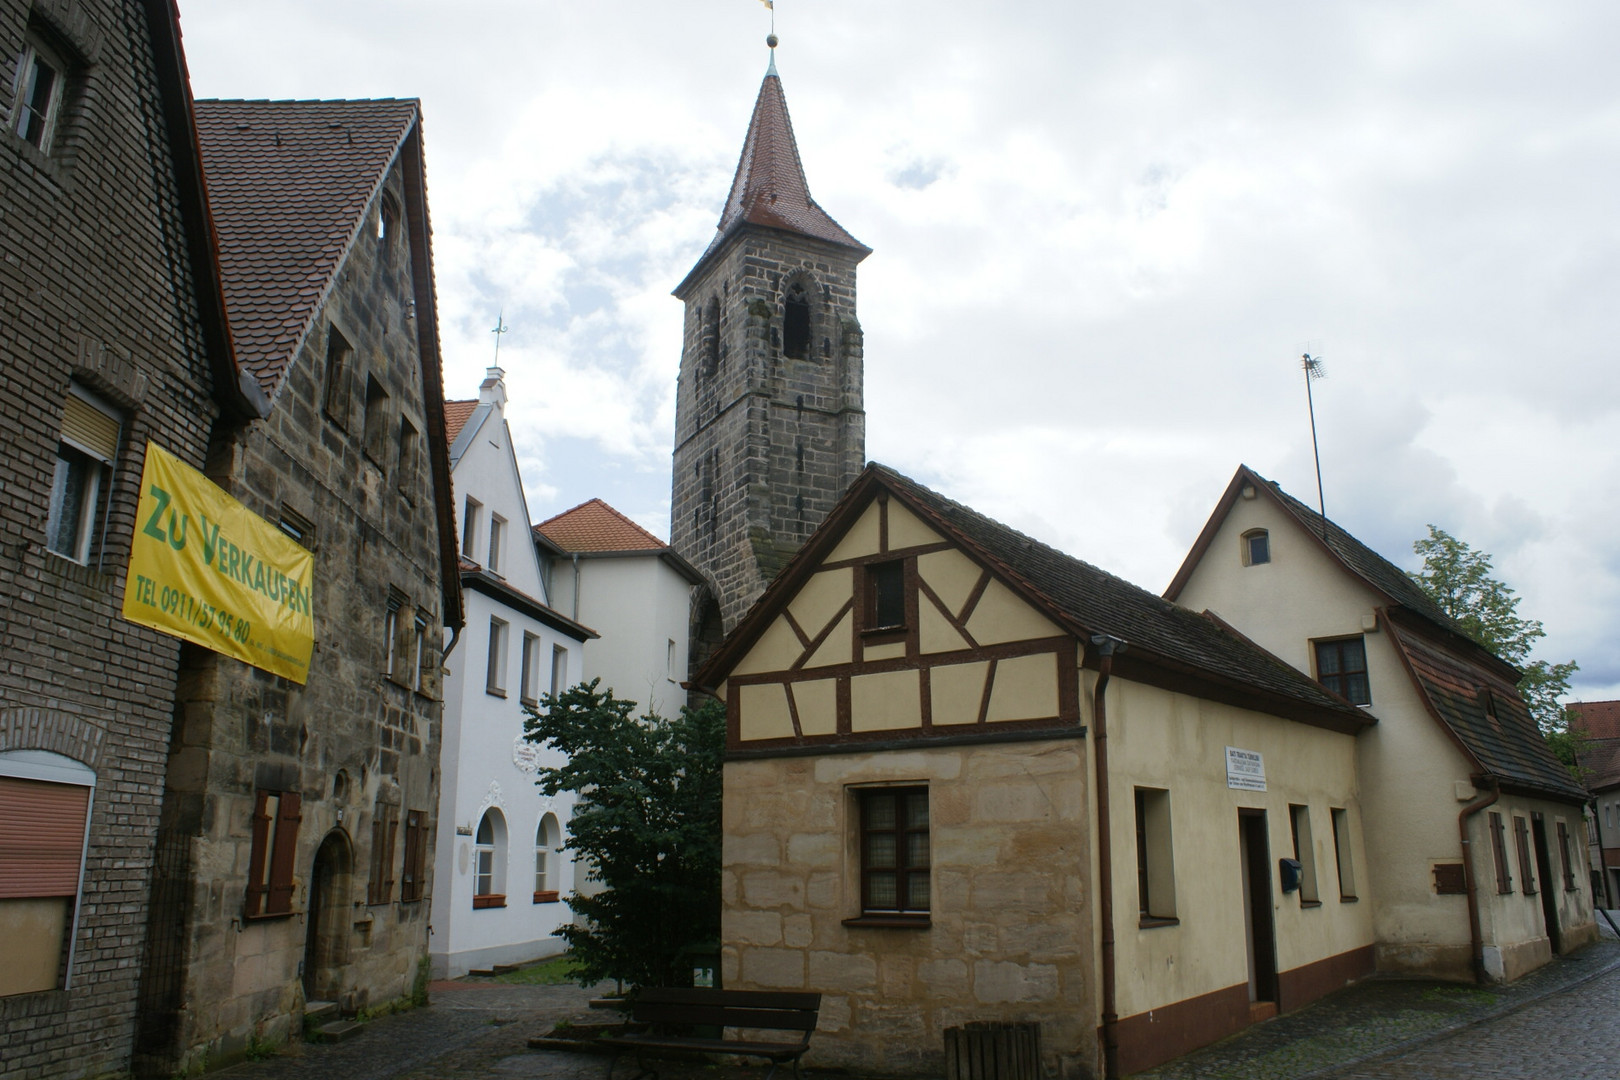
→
(534, 813, 561, 902)
(1331, 807, 1357, 900)
(0, 750, 95, 996)
(48, 387, 120, 565)
(462, 497, 482, 560)
(550, 644, 567, 697)
(1134, 786, 1178, 922)
(520, 632, 541, 705)
(473, 808, 506, 907)
(1290, 804, 1321, 904)
(488, 514, 506, 575)
(12, 35, 67, 153)
(486, 618, 508, 696)
(384, 591, 404, 679)
(412, 612, 428, 692)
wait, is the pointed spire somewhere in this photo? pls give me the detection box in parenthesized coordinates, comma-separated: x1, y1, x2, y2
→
(680, 64, 868, 292)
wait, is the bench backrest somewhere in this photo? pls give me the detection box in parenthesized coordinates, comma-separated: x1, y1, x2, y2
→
(629, 988, 822, 1034)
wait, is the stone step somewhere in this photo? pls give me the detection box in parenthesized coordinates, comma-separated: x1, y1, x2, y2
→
(315, 1020, 364, 1042)
(304, 1000, 340, 1024)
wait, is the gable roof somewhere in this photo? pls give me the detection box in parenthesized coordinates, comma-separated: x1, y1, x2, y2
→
(675, 66, 868, 297)
(536, 498, 667, 553)
(698, 464, 1375, 735)
(1384, 609, 1587, 802)
(1570, 700, 1620, 741)
(444, 399, 478, 447)
(1166, 465, 1507, 674)
(194, 98, 418, 400)
(1577, 738, 1620, 793)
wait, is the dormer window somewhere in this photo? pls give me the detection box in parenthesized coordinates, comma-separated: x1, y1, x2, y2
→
(783, 281, 811, 359)
(1242, 529, 1270, 566)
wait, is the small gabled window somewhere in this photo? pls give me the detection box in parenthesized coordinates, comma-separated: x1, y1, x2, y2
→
(1242, 528, 1270, 566)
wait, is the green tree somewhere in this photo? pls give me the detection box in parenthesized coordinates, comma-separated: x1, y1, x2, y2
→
(1409, 525, 1578, 734)
(523, 680, 723, 988)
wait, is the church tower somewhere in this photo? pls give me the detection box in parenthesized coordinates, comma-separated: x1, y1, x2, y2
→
(671, 54, 870, 632)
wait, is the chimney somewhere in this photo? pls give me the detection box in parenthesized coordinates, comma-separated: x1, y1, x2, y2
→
(478, 366, 506, 410)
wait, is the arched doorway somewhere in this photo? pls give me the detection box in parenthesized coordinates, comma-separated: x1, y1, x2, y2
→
(302, 829, 352, 1003)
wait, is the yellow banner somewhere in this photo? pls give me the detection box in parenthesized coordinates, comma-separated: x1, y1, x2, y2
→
(122, 442, 314, 683)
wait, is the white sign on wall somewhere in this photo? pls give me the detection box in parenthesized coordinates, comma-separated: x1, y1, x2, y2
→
(1226, 746, 1266, 791)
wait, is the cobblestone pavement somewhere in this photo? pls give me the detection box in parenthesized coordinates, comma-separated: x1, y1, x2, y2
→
(220, 925, 1620, 1080)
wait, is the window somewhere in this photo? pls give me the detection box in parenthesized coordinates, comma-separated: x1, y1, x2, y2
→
(367, 804, 398, 905)
(400, 809, 428, 902)
(1332, 808, 1357, 900)
(1242, 528, 1270, 566)
(323, 326, 354, 427)
(48, 387, 120, 564)
(396, 418, 419, 500)
(486, 618, 508, 696)
(1490, 811, 1512, 894)
(858, 787, 929, 917)
(278, 504, 316, 549)
(462, 497, 483, 560)
(362, 375, 390, 464)
(700, 296, 720, 378)
(520, 632, 541, 705)
(1514, 815, 1536, 895)
(1290, 804, 1320, 904)
(867, 560, 905, 631)
(1134, 787, 1178, 922)
(13, 37, 65, 152)
(246, 789, 302, 917)
(1315, 637, 1370, 706)
(488, 514, 506, 575)
(534, 813, 561, 903)
(667, 638, 678, 682)
(783, 281, 811, 359)
(1557, 821, 1577, 891)
(473, 809, 506, 908)
(0, 751, 95, 996)
(384, 592, 404, 678)
(377, 193, 399, 259)
(550, 644, 567, 697)
(412, 613, 429, 692)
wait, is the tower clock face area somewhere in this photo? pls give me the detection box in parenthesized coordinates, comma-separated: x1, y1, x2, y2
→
(670, 65, 870, 633)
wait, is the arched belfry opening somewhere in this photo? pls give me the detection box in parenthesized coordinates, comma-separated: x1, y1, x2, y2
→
(670, 60, 870, 632)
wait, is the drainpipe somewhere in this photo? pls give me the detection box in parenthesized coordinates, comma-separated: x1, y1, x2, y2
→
(1458, 778, 1500, 984)
(1090, 633, 1126, 1080)
(571, 553, 581, 623)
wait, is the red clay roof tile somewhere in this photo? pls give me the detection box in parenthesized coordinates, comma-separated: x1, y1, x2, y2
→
(444, 399, 477, 446)
(1571, 700, 1620, 740)
(534, 498, 666, 553)
(194, 99, 419, 399)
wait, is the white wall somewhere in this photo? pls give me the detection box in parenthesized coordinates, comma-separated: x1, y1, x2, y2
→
(553, 554, 692, 720)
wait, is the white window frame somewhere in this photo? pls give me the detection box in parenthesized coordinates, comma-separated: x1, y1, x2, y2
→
(488, 514, 506, 575)
(486, 617, 509, 696)
(550, 644, 568, 697)
(462, 497, 482, 560)
(12, 39, 65, 153)
(48, 386, 120, 566)
(520, 632, 541, 705)
(0, 750, 96, 993)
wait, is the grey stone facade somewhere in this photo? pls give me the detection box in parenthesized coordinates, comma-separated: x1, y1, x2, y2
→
(671, 232, 866, 632)
(0, 2, 228, 1077)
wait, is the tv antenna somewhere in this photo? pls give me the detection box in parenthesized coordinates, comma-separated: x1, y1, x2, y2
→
(1301, 352, 1327, 538)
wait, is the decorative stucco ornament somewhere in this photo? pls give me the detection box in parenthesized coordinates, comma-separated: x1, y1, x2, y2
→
(512, 734, 541, 774)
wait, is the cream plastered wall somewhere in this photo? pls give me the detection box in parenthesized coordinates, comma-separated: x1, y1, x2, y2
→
(1100, 676, 1373, 1019)
(1174, 496, 1492, 977)
(729, 499, 1066, 743)
(722, 741, 1094, 1079)
(1470, 793, 1598, 981)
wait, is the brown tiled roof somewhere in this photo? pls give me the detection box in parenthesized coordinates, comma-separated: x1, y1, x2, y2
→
(1571, 700, 1620, 740)
(700, 464, 1374, 734)
(1578, 738, 1620, 792)
(1385, 611, 1588, 802)
(194, 99, 419, 398)
(535, 499, 666, 553)
(444, 399, 477, 446)
(678, 69, 867, 294)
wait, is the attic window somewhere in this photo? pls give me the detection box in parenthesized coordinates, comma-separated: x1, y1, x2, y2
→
(867, 560, 905, 631)
(1242, 529, 1270, 566)
(783, 282, 811, 359)
(1314, 637, 1370, 706)
(378, 193, 400, 261)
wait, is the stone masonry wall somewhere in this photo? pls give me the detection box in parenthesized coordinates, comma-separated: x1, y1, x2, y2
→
(723, 740, 1096, 1079)
(159, 157, 446, 1068)
(0, 1, 222, 1077)
(671, 231, 865, 632)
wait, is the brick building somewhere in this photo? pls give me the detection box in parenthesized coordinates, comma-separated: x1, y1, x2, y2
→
(670, 52, 869, 635)
(0, 2, 249, 1077)
(134, 98, 462, 1071)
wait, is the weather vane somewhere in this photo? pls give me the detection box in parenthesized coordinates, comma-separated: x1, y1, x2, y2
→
(761, 0, 778, 58)
(491, 312, 509, 367)
(1301, 352, 1327, 537)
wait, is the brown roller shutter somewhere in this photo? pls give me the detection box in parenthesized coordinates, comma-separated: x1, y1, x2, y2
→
(0, 776, 91, 898)
(266, 792, 301, 915)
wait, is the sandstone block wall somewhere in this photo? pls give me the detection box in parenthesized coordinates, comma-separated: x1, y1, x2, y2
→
(0, 2, 222, 1076)
(723, 740, 1096, 1079)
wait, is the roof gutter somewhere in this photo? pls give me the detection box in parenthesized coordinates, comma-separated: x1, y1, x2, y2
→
(1090, 633, 1126, 1080)
(1458, 777, 1501, 984)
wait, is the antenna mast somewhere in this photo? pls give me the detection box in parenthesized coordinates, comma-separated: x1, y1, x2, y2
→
(1301, 353, 1327, 538)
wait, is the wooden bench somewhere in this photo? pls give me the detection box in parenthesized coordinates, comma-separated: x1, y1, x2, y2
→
(599, 987, 821, 1080)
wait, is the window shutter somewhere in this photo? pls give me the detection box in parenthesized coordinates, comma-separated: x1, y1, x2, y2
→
(266, 792, 302, 914)
(246, 791, 272, 916)
(61, 394, 119, 464)
(0, 776, 90, 898)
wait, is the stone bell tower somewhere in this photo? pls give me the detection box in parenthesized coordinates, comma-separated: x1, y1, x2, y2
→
(671, 51, 871, 632)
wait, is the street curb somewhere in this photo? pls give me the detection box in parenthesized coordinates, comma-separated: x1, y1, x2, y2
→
(1295, 942, 1620, 1080)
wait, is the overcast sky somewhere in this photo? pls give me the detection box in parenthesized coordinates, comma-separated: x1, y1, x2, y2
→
(180, 1, 1620, 701)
